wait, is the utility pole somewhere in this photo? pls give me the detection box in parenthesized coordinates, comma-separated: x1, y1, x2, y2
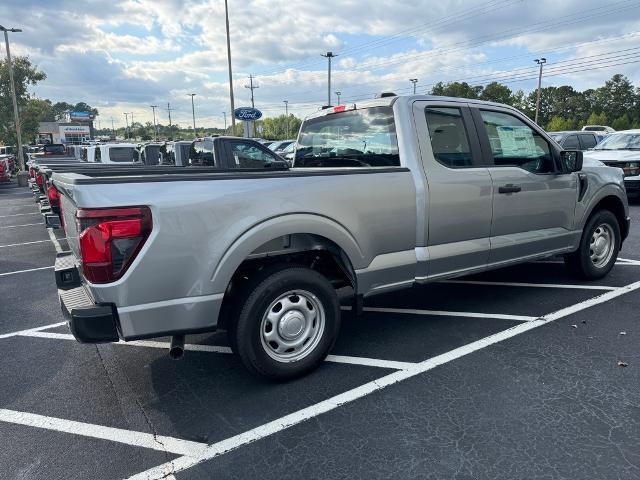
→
(223, 112, 227, 132)
(130, 112, 135, 140)
(1, 25, 24, 171)
(244, 74, 259, 108)
(224, 0, 236, 131)
(534, 58, 546, 124)
(166, 102, 174, 138)
(321, 52, 337, 107)
(410, 78, 418, 94)
(284, 100, 289, 138)
(110, 117, 115, 138)
(124, 113, 130, 140)
(187, 93, 196, 137)
(150, 105, 158, 141)
(335, 91, 341, 105)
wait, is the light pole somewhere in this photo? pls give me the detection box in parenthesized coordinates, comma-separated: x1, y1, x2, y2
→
(223, 112, 227, 132)
(166, 102, 174, 138)
(150, 105, 158, 141)
(110, 117, 115, 139)
(284, 100, 289, 138)
(335, 91, 341, 105)
(321, 51, 337, 107)
(124, 112, 130, 140)
(534, 58, 546, 124)
(1, 25, 25, 172)
(410, 78, 418, 94)
(224, 0, 236, 132)
(130, 112, 135, 140)
(187, 93, 196, 137)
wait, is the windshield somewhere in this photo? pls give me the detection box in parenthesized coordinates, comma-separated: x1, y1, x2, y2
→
(594, 133, 640, 150)
(109, 147, 138, 162)
(282, 142, 296, 154)
(44, 144, 66, 154)
(295, 106, 400, 168)
(549, 134, 563, 142)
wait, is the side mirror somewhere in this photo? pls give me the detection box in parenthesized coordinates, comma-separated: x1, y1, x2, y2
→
(561, 150, 583, 173)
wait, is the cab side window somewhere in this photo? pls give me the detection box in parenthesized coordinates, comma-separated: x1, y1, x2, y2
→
(230, 142, 279, 168)
(95, 148, 102, 163)
(480, 110, 553, 174)
(425, 107, 474, 168)
(563, 135, 579, 150)
(579, 134, 597, 150)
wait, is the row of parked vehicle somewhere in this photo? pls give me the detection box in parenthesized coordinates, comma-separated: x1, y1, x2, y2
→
(21, 94, 634, 383)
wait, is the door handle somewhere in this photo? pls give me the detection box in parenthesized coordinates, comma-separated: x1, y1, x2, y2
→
(498, 184, 522, 194)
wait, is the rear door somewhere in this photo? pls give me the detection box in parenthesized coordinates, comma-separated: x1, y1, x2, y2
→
(471, 107, 578, 265)
(413, 100, 493, 279)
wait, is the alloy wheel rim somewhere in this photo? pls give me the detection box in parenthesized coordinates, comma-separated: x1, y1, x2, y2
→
(260, 290, 326, 363)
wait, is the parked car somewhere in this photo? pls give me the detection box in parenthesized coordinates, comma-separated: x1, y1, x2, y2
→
(52, 95, 629, 381)
(582, 125, 615, 134)
(548, 131, 603, 150)
(0, 156, 11, 182)
(279, 141, 296, 163)
(269, 139, 296, 155)
(583, 129, 640, 197)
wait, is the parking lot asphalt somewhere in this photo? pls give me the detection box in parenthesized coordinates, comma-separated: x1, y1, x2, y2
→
(1, 180, 640, 480)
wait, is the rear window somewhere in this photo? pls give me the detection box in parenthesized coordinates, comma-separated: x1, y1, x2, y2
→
(44, 144, 66, 154)
(295, 106, 400, 168)
(583, 126, 604, 132)
(189, 139, 215, 166)
(108, 147, 138, 162)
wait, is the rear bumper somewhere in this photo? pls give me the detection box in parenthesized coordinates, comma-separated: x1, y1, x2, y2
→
(56, 253, 119, 343)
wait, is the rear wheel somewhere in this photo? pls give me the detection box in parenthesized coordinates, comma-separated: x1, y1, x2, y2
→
(228, 266, 340, 381)
(565, 209, 620, 279)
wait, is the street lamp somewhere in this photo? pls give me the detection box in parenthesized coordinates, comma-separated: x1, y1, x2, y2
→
(409, 78, 418, 94)
(534, 58, 547, 124)
(124, 112, 130, 140)
(150, 105, 158, 141)
(0, 25, 25, 172)
(187, 93, 196, 138)
(321, 51, 337, 106)
(283, 100, 289, 138)
(335, 91, 341, 105)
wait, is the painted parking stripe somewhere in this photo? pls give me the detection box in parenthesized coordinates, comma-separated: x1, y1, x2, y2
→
(0, 222, 45, 228)
(0, 212, 40, 218)
(0, 321, 66, 340)
(47, 227, 64, 254)
(0, 265, 54, 277)
(0, 239, 56, 248)
(440, 279, 617, 291)
(129, 278, 640, 480)
(341, 305, 536, 322)
(20, 331, 418, 371)
(0, 409, 208, 457)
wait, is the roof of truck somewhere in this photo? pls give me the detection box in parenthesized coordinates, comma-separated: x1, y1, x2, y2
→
(304, 94, 517, 121)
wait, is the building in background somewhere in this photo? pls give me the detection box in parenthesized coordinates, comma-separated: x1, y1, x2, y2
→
(37, 122, 91, 144)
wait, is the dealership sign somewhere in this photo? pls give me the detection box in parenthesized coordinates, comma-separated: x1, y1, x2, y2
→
(234, 107, 262, 121)
(70, 111, 95, 122)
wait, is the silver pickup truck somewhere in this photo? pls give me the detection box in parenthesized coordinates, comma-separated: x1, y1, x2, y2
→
(52, 95, 630, 380)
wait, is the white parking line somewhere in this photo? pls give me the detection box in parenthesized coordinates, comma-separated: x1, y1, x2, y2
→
(20, 331, 417, 371)
(129, 278, 640, 480)
(47, 227, 64, 254)
(341, 305, 536, 322)
(0, 239, 55, 248)
(441, 279, 617, 291)
(0, 222, 45, 228)
(0, 265, 54, 277)
(0, 321, 66, 340)
(616, 257, 640, 265)
(0, 409, 208, 457)
(0, 212, 40, 218)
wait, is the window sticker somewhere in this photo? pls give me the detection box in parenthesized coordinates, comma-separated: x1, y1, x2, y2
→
(495, 126, 538, 158)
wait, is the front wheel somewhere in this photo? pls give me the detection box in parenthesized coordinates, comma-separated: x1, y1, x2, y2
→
(229, 266, 340, 381)
(565, 209, 620, 279)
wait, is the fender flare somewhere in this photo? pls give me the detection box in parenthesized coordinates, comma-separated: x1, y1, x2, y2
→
(210, 213, 365, 293)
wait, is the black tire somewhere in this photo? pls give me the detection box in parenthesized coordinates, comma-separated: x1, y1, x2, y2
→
(228, 265, 340, 381)
(565, 209, 620, 279)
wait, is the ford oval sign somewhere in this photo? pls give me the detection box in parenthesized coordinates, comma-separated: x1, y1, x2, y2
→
(234, 107, 262, 121)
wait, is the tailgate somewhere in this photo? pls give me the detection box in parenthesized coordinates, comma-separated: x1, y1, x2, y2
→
(60, 192, 81, 259)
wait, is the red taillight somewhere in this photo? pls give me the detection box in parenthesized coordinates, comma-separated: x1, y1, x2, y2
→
(47, 184, 60, 207)
(0, 163, 4, 174)
(36, 174, 44, 186)
(333, 105, 346, 113)
(29, 167, 36, 178)
(76, 207, 152, 284)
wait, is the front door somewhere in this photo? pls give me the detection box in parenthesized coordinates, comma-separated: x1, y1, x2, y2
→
(413, 101, 493, 279)
(472, 107, 578, 266)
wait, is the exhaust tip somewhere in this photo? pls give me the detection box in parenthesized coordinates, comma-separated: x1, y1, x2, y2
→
(169, 334, 185, 360)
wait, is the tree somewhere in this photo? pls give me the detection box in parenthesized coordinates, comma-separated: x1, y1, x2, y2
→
(611, 114, 631, 131)
(0, 56, 46, 147)
(594, 74, 635, 122)
(586, 112, 608, 127)
(430, 81, 482, 99)
(479, 82, 513, 104)
(21, 98, 53, 144)
(258, 114, 302, 140)
(546, 116, 575, 132)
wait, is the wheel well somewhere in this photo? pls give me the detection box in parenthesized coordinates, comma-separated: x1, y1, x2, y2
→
(590, 195, 628, 241)
(217, 234, 356, 330)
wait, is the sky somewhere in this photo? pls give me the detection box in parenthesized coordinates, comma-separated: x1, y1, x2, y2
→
(1, 0, 640, 130)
